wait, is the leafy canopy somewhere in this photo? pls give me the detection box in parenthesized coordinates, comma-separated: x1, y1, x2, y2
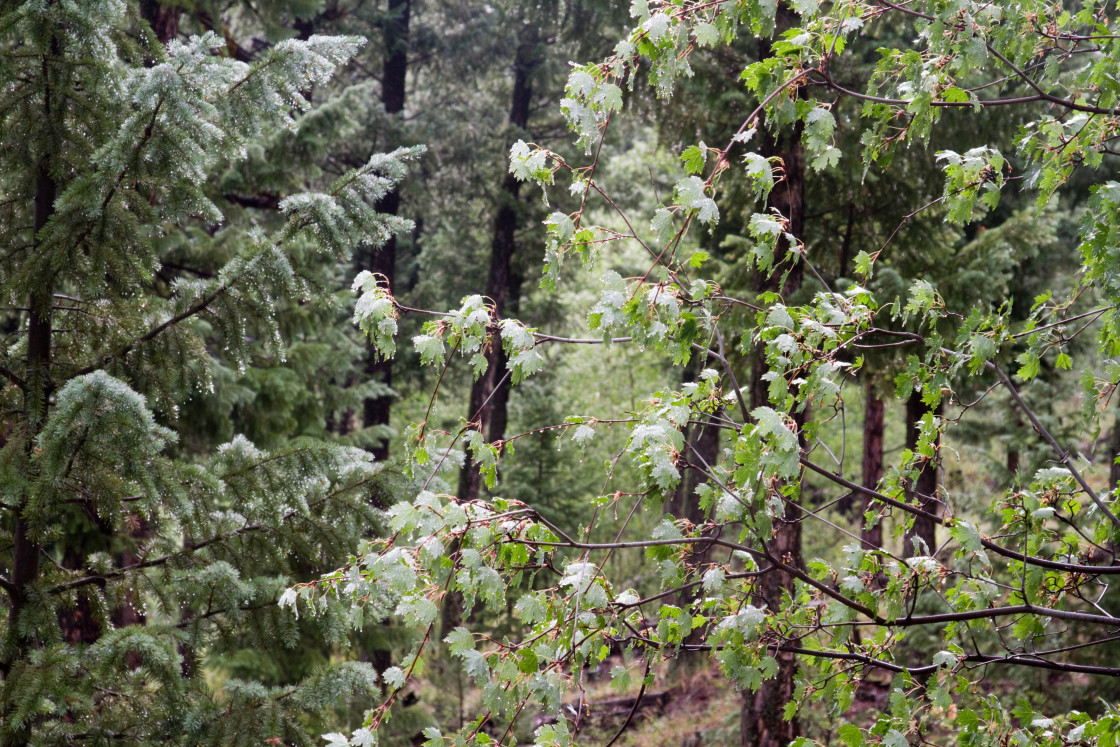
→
(317, 0, 1120, 744)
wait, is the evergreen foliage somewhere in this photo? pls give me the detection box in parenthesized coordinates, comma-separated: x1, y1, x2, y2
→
(0, 2, 418, 743)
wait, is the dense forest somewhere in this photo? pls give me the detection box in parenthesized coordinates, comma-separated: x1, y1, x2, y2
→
(4, 0, 1120, 745)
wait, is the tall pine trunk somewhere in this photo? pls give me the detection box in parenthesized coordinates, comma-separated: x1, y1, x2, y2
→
(903, 393, 940, 557)
(362, 0, 411, 461)
(3, 62, 57, 741)
(456, 25, 539, 503)
(1109, 414, 1120, 493)
(741, 81, 805, 747)
(861, 382, 885, 550)
(443, 28, 541, 726)
(139, 0, 180, 44)
(669, 355, 722, 618)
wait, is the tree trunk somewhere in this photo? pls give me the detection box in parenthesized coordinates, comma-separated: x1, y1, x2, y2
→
(457, 24, 539, 503)
(444, 25, 541, 650)
(1109, 414, 1120, 494)
(902, 393, 940, 557)
(362, 0, 410, 461)
(860, 382, 885, 550)
(743, 376, 803, 747)
(741, 58, 805, 747)
(4, 124, 55, 747)
(139, 1, 180, 44)
(669, 406, 721, 531)
(667, 356, 723, 654)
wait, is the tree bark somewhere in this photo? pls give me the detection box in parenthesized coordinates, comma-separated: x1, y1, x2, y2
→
(741, 69, 805, 747)
(444, 25, 541, 650)
(667, 356, 723, 645)
(860, 382, 885, 550)
(4, 111, 55, 747)
(903, 393, 940, 557)
(669, 405, 721, 531)
(457, 24, 539, 503)
(139, 1, 180, 44)
(1109, 414, 1120, 494)
(362, 0, 411, 461)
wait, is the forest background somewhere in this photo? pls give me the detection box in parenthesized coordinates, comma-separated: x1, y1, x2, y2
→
(4, 1, 1120, 746)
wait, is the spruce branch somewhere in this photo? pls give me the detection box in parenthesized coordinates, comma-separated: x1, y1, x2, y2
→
(47, 471, 377, 595)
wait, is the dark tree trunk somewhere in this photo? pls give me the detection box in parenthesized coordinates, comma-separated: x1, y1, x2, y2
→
(743, 375, 803, 747)
(741, 60, 805, 747)
(111, 517, 153, 632)
(380, 0, 410, 116)
(7, 157, 56, 670)
(838, 202, 856, 279)
(457, 25, 539, 503)
(444, 26, 541, 649)
(139, 1, 181, 44)
(361, 190, 399, 460)
(903, 393, 940, 557)
(1109, 416, 1120, 494)
(860, 382, 885, 550)
(362, 0, 411, 461)
(669, 406, 721, 530)
(668, 355, 723, 620)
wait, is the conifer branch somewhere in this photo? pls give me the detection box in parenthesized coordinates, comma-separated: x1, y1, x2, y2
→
(69, 282, 229, 379)
(48, 472, 375, 594)
(0, 364, 26, 390)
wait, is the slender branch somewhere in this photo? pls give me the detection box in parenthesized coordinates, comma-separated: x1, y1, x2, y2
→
(619, 631, 1120, 676)
(870, 0, 1120, 115)
(603, 658, 653, 747)
(533, 334, 633, 345)
(1012, 305, 1115, 339)
(779, 643, 1120, 677)
(802, 455, 1120, 575)
(0, 364, 26, 390)
(989, 363, 1120, 531)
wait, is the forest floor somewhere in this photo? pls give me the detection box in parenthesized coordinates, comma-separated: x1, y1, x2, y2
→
(559, 657, 897, 747)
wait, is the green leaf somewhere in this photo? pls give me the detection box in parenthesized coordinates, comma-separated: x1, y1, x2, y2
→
(1017, 351, 1041, 381)
(838, 724, 863, 747)
(854, 250, 874, 279)
(517, 648, 539, 674)
(462, 649, 490, 683)
(610, 664, 632, 692)
(675, 176, 719, 224)
(693, 22, 719, 47)
(444, 627, 475, 654)
(941, 86, 969, 103)
(681, 144, 707, 175)
(882, 730, 908, 747)
(382, 666, 406, 691)
(652, 207, 674, 243)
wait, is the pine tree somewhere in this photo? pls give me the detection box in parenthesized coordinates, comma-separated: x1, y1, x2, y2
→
(0, 3, 418, 744)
